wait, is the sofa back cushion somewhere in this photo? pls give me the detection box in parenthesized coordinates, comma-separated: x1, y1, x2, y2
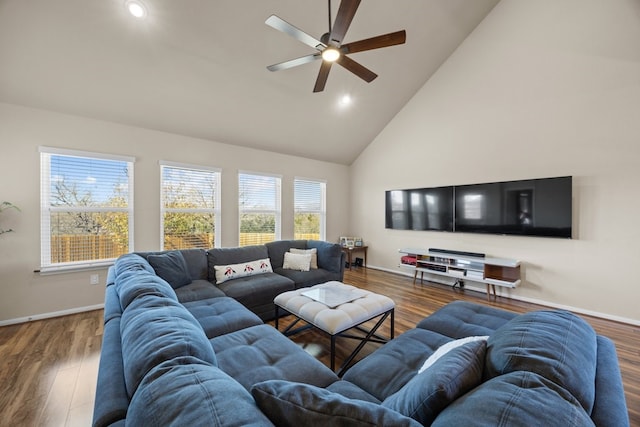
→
(484, 309, 598, 414)
(432, 371, 594, 427)
(120, 295, 217, 398)
(129, 359, 274, 427)
(307, 240, 343, 273)
(147, 251, 192, 289)
(114, 255, 178, 310)
(265, 240, 307, 269)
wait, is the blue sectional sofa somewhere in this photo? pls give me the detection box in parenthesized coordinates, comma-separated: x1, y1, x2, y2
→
(93, 249, 629, 426)
(135, 239, 345, 320)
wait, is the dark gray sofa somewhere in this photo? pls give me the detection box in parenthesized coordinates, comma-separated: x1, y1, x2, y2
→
(136, 239, 345, 320)
(94, 253, 629, 426)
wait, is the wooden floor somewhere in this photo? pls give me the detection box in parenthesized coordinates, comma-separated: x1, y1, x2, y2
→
(0, 267, 637, 426)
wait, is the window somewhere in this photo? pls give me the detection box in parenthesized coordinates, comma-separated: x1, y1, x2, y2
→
(238, 172, 281, 246)
(161, 162, 220, 250)
(294, 178, 326, 240)
(40, 147, 134, 271)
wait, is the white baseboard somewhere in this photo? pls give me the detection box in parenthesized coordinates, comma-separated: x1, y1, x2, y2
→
(0, 304, 105, 327)
(365, 265, 640, 327)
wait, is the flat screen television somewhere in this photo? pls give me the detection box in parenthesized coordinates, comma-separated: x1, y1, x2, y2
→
(454, 176, 572, 238)
(385, 186, 454, 231)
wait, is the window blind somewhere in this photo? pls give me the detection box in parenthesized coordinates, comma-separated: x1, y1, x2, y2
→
(161, 162, 220, 250)
(39, 147, 134, 271)
(238, 172, 281, 246)
(294, 178, 326, 240)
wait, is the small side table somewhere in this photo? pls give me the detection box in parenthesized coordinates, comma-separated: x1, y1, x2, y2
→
(341, 246, 368, 270)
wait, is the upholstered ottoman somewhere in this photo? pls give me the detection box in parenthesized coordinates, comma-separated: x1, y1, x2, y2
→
(274, 281, 395, 375)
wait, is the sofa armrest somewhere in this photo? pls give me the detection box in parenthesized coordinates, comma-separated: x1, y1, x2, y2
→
(93, 316, 129, 427)
(590, 335, 630, 427)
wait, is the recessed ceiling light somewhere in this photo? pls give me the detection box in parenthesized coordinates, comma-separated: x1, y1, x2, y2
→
(125, 0, 147, 19)
(339, 94, 352, 106)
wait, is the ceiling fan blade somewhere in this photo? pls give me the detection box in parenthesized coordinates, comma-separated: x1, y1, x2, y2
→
(329, 0, 361, 46)
(267, 53, 321, 72)
(342, 30, 406, 54)
(336, 54, 377, 83)
(313, 61, 333, 93)
(265, 15, 326, 50)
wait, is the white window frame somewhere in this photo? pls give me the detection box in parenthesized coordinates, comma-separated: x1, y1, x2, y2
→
(294, 177, 326, 241)
(39, 146, 135, 272)
(160, 161, 221, 250)
(238, 171, 282, 246)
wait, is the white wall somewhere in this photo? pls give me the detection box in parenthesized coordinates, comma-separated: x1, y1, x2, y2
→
(0, 103, 350, 323)
(350, 0, 640, 323)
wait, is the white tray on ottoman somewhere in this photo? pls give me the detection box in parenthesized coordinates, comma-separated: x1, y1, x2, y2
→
(274, 281, 395, 376)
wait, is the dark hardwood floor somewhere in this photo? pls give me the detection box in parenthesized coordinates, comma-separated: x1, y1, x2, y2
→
(0, 267, 637, 426)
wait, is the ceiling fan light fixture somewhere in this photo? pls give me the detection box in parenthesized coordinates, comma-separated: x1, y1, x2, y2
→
(125, 0, 147, 19)
(321, 48, 340, 62)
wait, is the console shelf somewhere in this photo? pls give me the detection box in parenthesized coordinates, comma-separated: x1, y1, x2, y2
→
(399, 248, 521, 299)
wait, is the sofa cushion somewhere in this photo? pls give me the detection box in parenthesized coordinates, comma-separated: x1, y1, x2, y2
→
(147, 251, 192, 289)
(251, 380, 422, 427)
(308, 240, 343, 272)
(211, 324, 339, 391)
(416, 300, 517, 339)
(116, 269, 178, 310)
(215, 273, 294, 312)
(273, 267, 339, 289)
(382, 339, 486, 425)
(128, 358, 273, 427)
(120, 295, 217, 398)
(183, 297, 263, 338)
(173, 279, 226, 303)
(213, 258, 273, 284)
(265, 240, 307, 269)
(114, 253, 155, 277)
(282, 252, 311, 271)
(432, 371, 594, 427)
(342, 328, 452, 401)
(485, 309, 598, 413)
(290, 247, 318, 269)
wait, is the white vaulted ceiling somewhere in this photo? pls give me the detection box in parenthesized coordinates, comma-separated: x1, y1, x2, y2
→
(0, 0, 499, 164)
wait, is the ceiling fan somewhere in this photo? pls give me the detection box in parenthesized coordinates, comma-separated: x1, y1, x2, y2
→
(265, 0, 406, 93)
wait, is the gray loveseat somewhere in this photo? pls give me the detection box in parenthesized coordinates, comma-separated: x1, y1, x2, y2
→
(93, 252, 629, 426)
(135, 239, 345, 320)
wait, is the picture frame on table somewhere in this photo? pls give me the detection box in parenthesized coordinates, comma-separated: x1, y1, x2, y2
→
(345, 239, 355, 248)
(339, 236, 348, 247)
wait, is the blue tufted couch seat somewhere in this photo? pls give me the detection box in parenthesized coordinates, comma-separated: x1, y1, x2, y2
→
(93, 252, 629, 426)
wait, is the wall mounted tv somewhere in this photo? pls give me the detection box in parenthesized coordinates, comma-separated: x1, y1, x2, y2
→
(385, 176, 572, 238)
(385, 186, 454, 231)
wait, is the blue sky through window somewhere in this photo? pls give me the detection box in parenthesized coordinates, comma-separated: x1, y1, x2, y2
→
(50, 155, 129, 206)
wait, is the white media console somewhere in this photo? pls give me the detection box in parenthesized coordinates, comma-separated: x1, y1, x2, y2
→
(399, 248, 521, 299)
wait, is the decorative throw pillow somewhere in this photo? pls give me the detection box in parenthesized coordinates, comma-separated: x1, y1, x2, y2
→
(282, 252, 312, 271)
(214, 258, 273, 284)
(418, 335, 489, 374)
(251, 380, 421, 427)
(290, 248, 318, 269)
(147, 251, 192, 289)
(382, 339, 487, 425)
